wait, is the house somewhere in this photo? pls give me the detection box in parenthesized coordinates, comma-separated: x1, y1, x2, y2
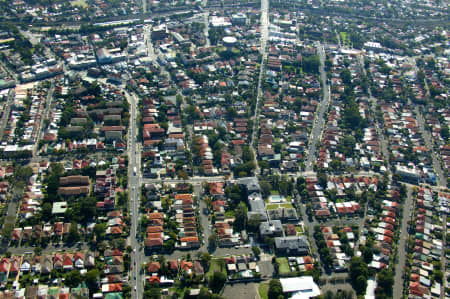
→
(147, 262, 160, 274)
(259, 220, 283, 238)
(275, 236, 310, 255)
(280, 277, 321, 298)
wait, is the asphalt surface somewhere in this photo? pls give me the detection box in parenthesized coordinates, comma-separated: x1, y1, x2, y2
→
(358, 55, 391, 173)
(415, 107, 446, 187)
(249, 0, 269, 176)
(393, 187, 414, 299)
(305, 42, 330, 172)
(196, 184, 212, 253)
(126, 91, 143, 299)
(0, 89, 15, 141)
(33, 80, 54, 157)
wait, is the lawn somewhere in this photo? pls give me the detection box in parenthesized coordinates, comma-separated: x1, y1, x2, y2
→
(207, 259, 227, 279)
(258, 283, 269, 299)
(70, 0, 88, 8)
(224, 210, 235, 218)
(266, 204, 279, 210)
(295, 226, 303, 233)
(340, 31, 352, 47)
(276, 257, 291, 275)
(280, 203, 293, 209)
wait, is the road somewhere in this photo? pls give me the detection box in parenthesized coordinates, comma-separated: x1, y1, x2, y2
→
(393, 186, 414, 299)
(0, 89, 15, 141)
(142, 176, 225, 184)
(358, 55, 391, 172)
(195, 184, 212, 253)
(415, 107, 446, 187)
(126, 91, 143, 299)
(7, 242, 89, 255)
(142, 0, 147, 13)
(203, 12, 210, 48)
(33, 80, 54, 158)
(335, 30, 341, 48)
(305, 43, 330, 172)
(249, 0, 269, 175)
(410, 58, 445, 187)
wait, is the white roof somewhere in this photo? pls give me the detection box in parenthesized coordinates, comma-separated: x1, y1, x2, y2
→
(280, 277, 320, 298)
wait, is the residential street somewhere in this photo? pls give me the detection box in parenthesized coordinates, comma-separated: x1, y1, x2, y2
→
(250, 0, 269, 175)
(415, 107, 446, 187)
(393, 186, 414, 299)
(305, 42, 330, 172)
(0, 89, 15, 141)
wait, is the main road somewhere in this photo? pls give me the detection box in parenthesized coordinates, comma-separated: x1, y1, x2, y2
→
(126, 91, 143, 299)
(305, 43, 330, 172)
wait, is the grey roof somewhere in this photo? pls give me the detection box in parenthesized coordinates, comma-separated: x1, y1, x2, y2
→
(275, 236, 309, 251)
(260, 220, 283, 236)
(249, 199, 265, 212)
(237, 177, 261, 192)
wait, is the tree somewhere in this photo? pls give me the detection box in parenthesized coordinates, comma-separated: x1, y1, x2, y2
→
(349, 257, 369, 295)
(67, 223, 80, 244)
(317, 170, 327, 189)
(247, 214, 262, 233)
(259, 180, 272, 196)
(375, 268, 394, 297)
(94, 223, 106, 241)
(201, 253, 212, 268)
(268, 279, 283, 299)
(208, 233, 217, 249)
(252, 246, 261, 257)
(85, 269, 100, 291)
(355, 275, 368, 295)
(65, 270, 82, 288)
(234, 202, 247, 231)
(361, 246, 373, 264)
(41, 202, 52, 221)
(209, 271, 226, 293)
(340, 69, 352, 85)
(441, 124, 449, 141)
(143, 287, 161, 299)
(177, 170, 189, 180)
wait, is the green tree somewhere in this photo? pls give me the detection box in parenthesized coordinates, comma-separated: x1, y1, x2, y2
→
(67, 223, 80, 244)
(85, 269, 100, 291)
(65, 270, 82, 288)
(209, 271, 226, 293)
(375, 268, 394, 297)
(201, 253, 212, 268)
(234, 202, 248, 231)
(143, 287, 161, 299)
(317, 170, 327, 189)
(252, 246, 261, 257)
(208, 233, 217, 249)
(349, 257, 369, 295)
(247, 214, 262, 233)
(268, 279, 283, 299)
(355, 275, 368, 295)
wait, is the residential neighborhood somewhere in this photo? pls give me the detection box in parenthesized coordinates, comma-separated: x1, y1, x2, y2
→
(0, 0, 448, 298)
